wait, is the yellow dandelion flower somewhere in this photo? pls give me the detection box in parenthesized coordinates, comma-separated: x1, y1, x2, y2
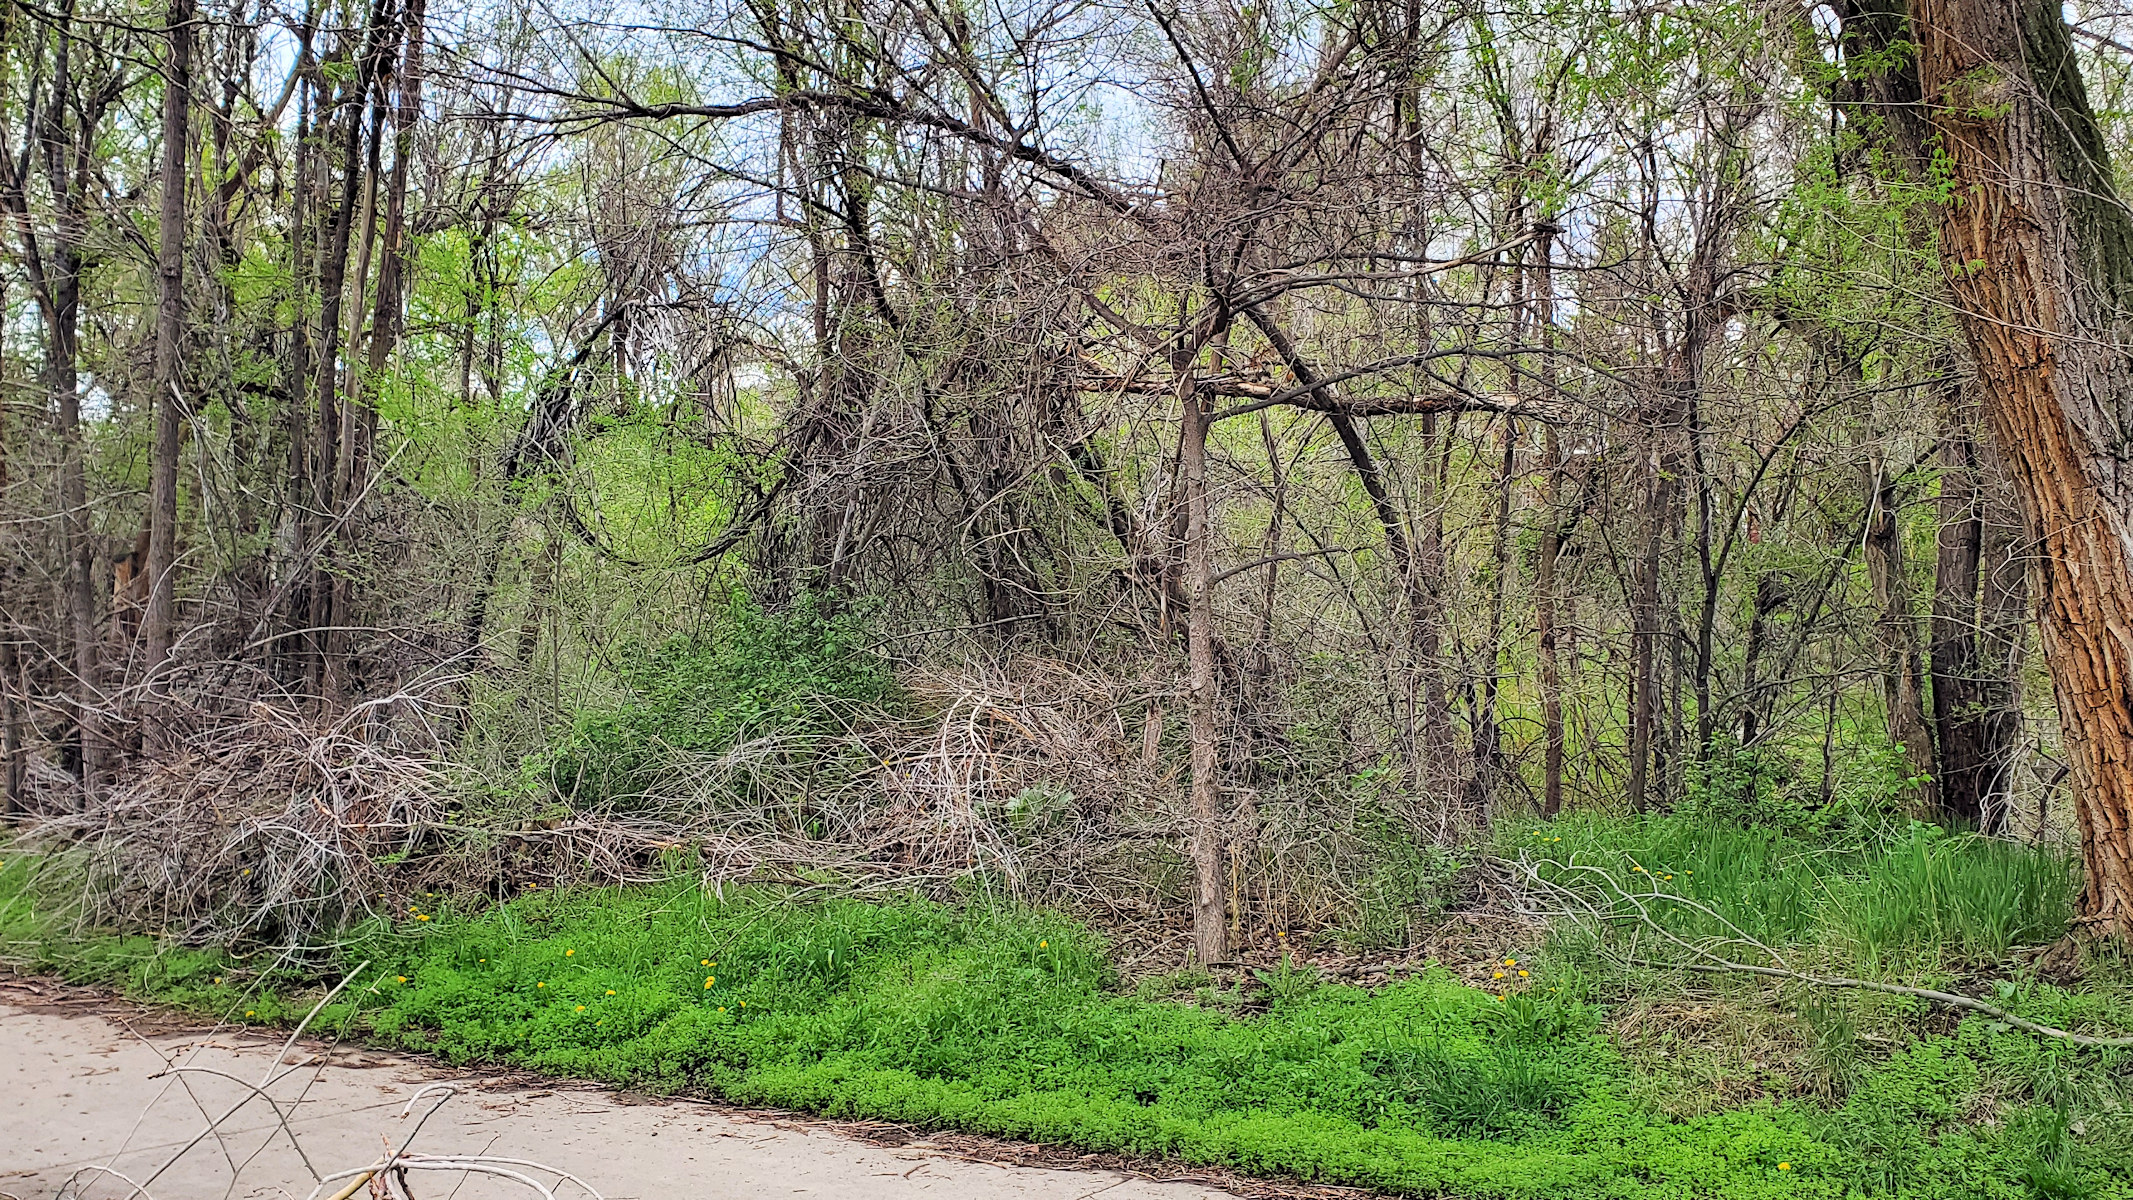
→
(396, 976, 407, 983)
(701, 959, 710, 966)
(1518, 970, 1529, 977)
(739, 1000, 745, 1007)
(1505, 959, 1517, 967)
(241, 869, 251, 877)
(417, 915, 429, 921)
(213, 977, 223, 985)
(1778, 1163, 1791, 1171)
(246, 1010, 256, 1017)
(1494, 972, 1506, 980)
(1494, 994, 1505, 1002)
(537, 982, 546, 988)
(706, 977, 715, 989)
(606, 989, 616, 996)
(575, 1005, 586, 1012)
(718, 1006, 726, 1012)
(1039, 940, 1048, 949)
(565, 949, 574, 957)
(1632, 865, 1645, 872)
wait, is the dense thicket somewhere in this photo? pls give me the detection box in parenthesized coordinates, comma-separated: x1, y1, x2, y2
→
(2, 0, 2131, 955)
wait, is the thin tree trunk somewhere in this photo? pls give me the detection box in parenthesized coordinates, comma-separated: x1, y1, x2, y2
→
(1178, 357, 1226, 967)
(1929, 384, 1993, 826)
(1908, 0, 2133, 935)
(1470, 422, 1514, 815)
(1976, 458, 2029, 829)
(52, 257, 95, 792)
(1533, 233, 1566, 817)
(307, 0, 390, 698)
(145, 0, 193, 677)
(1626, 425, 1666, 812)
(1738, 573, 1785, 744)
(1863, 465, 1938, 812)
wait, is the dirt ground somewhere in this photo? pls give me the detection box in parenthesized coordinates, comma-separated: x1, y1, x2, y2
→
(0, 975, 1272, 1200)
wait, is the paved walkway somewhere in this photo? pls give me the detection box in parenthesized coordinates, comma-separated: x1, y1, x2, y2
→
(0, 983, 1234, 1200)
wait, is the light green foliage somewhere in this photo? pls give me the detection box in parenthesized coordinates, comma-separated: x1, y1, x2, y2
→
(1681, 732, 1919, 840)
(1523, 814, 2079, 966)
(531, 590, 895, 808)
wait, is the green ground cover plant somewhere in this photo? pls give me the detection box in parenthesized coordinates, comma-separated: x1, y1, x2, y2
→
(3, 819, 2129, 1200)
(531, 589, 896, 809)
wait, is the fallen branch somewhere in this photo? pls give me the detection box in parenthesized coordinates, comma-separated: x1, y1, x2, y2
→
(1625, 956, 2133, 1048)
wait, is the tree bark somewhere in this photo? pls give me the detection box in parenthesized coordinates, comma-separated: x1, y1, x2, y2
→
(1626, 412, 1669, 811)
(1533, 234, 1567, 817)
(1908, 0, 2133, 935)
(1178, 358, 1227, 967)
(1863, 465, 1938, 812)
(1927, 384, 2024, 829)
(144, 0, 193, 677)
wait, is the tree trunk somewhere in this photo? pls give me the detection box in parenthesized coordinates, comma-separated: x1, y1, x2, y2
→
(1738, 573, 1786, 744)
(1178, 361, 1227, 967)
(1909, 0, 2133, 935)
(145, 0, 193, 677)
(1469, 423, 1515, 816)
(1863, 466, 1938, 812)
(1533, 233, 1566, 817)
(1928, 383, 2019, 829)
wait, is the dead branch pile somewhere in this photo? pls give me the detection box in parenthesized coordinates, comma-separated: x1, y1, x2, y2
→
(13, 656, 1389, 955)
(21, 698, 442, 951)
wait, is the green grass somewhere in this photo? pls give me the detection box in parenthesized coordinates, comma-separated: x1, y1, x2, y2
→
(2, 824, 2129, 1199)
(1517, 815, 2081, 968)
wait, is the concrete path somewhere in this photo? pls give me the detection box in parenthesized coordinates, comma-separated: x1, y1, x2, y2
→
(0, 983, 1237, 1200)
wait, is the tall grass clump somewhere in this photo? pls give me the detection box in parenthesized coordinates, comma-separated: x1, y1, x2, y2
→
(1518, 814, 2080, 971)
(1832, 823, 2080, 968)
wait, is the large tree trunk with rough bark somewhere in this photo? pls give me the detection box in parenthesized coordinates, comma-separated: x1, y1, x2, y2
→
(1909, 0, 2133, 936)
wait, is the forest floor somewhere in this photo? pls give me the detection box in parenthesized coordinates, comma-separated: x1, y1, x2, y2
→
(0, 973, 1281, 1200)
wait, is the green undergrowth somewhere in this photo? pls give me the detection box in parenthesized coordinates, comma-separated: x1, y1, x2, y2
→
(3, 826, 2131, 1200)
(1516, 815, 2083, 970)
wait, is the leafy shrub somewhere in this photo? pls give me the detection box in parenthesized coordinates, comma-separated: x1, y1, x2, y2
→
(536, 590, 893, 807)
(1681, 734, 1918, 839)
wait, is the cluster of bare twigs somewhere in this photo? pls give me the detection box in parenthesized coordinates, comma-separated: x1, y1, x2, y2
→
(19, 696, 443, 952)
(9, 648, 1396, 955)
